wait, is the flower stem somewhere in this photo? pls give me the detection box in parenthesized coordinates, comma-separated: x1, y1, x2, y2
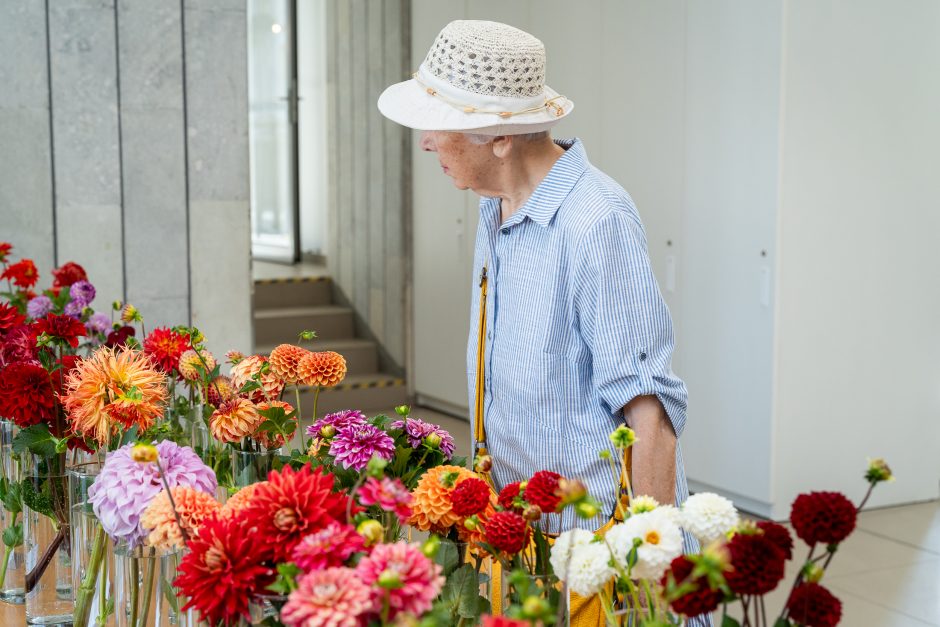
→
(0, 544, 12, 590)
(312, 386, 321, 424)
(73, 525, 108, 627)
(129, 558, 140, 627)
(136, 549, 156, 627)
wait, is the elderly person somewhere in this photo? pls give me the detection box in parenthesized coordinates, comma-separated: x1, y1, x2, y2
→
(380, 20, 706, 625)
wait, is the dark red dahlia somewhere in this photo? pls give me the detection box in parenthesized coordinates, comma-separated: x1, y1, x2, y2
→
(175, 513, 274, 626)
(756, 520, 794, 560)
(725, 532, 786, 595)
(787, 583, 842, 627)
(143, 327, 189, 375)
(0, 362, 56, 427)
(51, 261, 86, 288)
(35, 314, 86, 348)
(1, 259, 38, 289)
(51, 354, 81, 396)
(525, 470, 562, 513)
(661, 555, 724, 617)
(105, 325, 136, 348)
(498, 481, 523, 512)
(0, 303, 25, 332)
(484, 510, 530, 555)
(790, 491, 857, 546)
(450, 477, 491, 517)
(236, 464, 354, 563)
(0, 324, 38, 365)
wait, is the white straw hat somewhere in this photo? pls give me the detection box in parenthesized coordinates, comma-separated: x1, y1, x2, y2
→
(378, 20, 573, 135)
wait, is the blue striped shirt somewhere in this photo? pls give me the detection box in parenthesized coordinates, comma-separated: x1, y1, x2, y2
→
(466, 138, 692, 533)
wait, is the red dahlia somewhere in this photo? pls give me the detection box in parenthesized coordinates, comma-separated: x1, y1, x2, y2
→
(756, 520, 794, 560)
(0, 362, 56, 427)
(498, 481, 523, 512)
(0, 325, 38, 364)
(35, 314, 86, 348)
(143, 327, 189, 375)
(236, 464, 354, 563)
(787, 583, 842, 627)
(661, 555, 723, 617)
(105, 325, 135, 348)
(484, 510, 530, 555)
(0, 303, 25, 332)
(450, 477, 491, 517)
(790, 491, 857, 546)
(0, 242, 11, 263)
(482, 617, 530, 627)
(525, 470, 563, 513)
(51, 261, 86, 288)
(725, 532, 786, 595)
(175, 513, 274, 626)
(1, 259, 38, 289)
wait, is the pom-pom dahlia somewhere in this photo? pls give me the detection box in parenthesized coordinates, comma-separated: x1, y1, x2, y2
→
(524, 470, 563, 513)
(329, 423, 395, 471)
(205, 375, 236, 407)
(662, 555, 724, 617)
(355, 542, 444, 620)
(141, 486, 221, 550)
(606, 509, 684, 580)
(358, 476, 413, 523)
(567, 541, 615, 597)
(281, 567, 376, 627)
(0, 361, 57, 428)
(178, 348, 216, 382)
(68, 280, 96, 306)
(449, 477, 491, 517)
(756, 520, 794, 560)
(725, 530, 787, 595)
(221, 482, 264, 519)
(298, 350, 347, 387)
(268, 343, 311, 385)
(498, 482, 523, 512)
(230, 354, 284, 402)
(143, 327, 189, 375)
(26, 295, 53, 320)
(409, 465, 475, 532)
(484, 510, 530, 555)
(209, 398, 263, 444)
(786, 582, 842, 627)
(790, 491, 857, 546)
(549, 528, 594, 581)
(291, 521, 366, 572)
(681, 492, 739, 545)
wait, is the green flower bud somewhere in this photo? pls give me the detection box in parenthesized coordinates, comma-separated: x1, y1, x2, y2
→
(609, 425, 638, 449)
(395, 405, 411, 417)
(421, 535, 441, 558)
(377, 569, 403, 589)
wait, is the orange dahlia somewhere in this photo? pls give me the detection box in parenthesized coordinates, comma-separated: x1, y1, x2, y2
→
(253, 400, 297, 449)
(61, 347, 168, 445)
(268, 344, 311, 385)
(221, 482, 266, 519)
(409, 465, 475, 533)
(205, 375, 236, 407)
(297, 351, 347, 387)
(178, 349, 217, 382)
(141, 486, 221, 550)
(209, 398, 263, 443)
(230, 355, 285, 403)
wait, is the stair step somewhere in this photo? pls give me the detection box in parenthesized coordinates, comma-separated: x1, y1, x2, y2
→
(254, 339, 379, 376)
(294, 374, 409, 417)
(253, 276, 332, 309)
(253, 306, 354, 346)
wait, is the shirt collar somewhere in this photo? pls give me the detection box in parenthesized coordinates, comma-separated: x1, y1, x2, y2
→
(505, 137, 589, 229)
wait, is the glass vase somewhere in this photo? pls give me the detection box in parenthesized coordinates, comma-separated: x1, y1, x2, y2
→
(231, 449, 281, 488)
(248, 592, 288, 625)
(69, 461, 112, 627)
(113, 543, 193, 627)
(23, 454, 72, 625)
(0, 419, 25, 605)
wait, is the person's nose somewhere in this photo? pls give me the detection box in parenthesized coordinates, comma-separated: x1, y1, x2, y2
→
(419, 131, 436, 152)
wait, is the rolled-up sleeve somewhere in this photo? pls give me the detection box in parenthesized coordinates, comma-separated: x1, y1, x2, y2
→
(573, 209, 688, 437)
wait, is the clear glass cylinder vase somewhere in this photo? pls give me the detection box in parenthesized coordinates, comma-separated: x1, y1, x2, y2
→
(113, 543, 193, 627)
(231, 449, 281, 488)
(247, 593, 288, 625)
(23, 455, 72, 625)
(69, 460, 112, 627)
(0, 419, 25, 605)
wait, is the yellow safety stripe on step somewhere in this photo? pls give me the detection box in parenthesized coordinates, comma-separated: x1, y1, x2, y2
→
(320, 378, 406, 392)
(254, 276, 330, 285)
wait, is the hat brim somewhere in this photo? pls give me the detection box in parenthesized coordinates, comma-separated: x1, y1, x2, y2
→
(377, 77, 573, 135)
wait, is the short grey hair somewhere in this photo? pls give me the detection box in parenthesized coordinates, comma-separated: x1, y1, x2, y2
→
(465, 131, 550, 145)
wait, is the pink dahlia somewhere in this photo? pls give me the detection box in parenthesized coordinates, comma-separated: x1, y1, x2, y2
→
(355, 542, 444, 619)
(292, 521, 366, 572)
(281, 567, 376, 627)
(391, 417, 456, 459)
(329, 423, 395, 471)
(357, 476, 413, 523)
(307, 409, 368, 438)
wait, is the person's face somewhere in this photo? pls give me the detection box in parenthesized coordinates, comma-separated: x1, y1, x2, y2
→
(419, 131, 496, 192)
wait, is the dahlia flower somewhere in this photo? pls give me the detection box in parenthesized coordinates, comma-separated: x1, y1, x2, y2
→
(61, 347, 168, 445)
(26, 295, 53, 319)
(143, 327, 189, 375)
(662, 555, 724, 617)
(567, 541, 616, 597)
(0, 361, 57, 427)
(0, 324, 38, 365)
(68, 280, 96, 306)
(408, 465, 475, 532)
(85, 312, 111, 336)
(291, 521, 366, 571)
(140, 486, 221, 549)
(105, 325, 135, 348)
(606, 509, 684, 580)
(51, 261, 86, 288)
(390, 417, 455, 459)
(206, 375, 236, 407)
(298, 350, 347, 387)
(498, 482, 523, 512)
(790, 491, 857, 546)
(178, 348, 216, 382)
(524, 470, 563, 513)
(0, 242, 11, 263)
(230, 354, 284, 402)
(208, 398, 263, 444)
(221, 482, 264, 519)
(550, 528, 595, 581)
(268, 343, 311, 385)
(88, 441, 217, 547)
(787, 582, 842, 627)
(63, 300, 84, 318)
(281, 567, 375, 627)
(307, 409, 368, 438)
(0, 303, 25, 331)
(236, 464, 353, 563)
(757, 520, 794, 559)
(358, 476, 413, 522)
(725, 530, 787, 595)
(449, 477, 490, 517)
(34, 313, 86, 348)
(329, 423, 395, 471)
(2, 259, 38, 288)
(484, 510, 530, 555)
(253, 400, 296, 449)
(681, 492, 739, 545)
(355, 542, 444, 619)
(175, 513, 274, 626)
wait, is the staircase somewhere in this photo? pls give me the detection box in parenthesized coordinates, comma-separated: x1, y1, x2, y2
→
(252, 274, 408, 415)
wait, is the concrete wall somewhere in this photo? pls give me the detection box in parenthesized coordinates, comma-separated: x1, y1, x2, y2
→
(0, 0, 251, 356)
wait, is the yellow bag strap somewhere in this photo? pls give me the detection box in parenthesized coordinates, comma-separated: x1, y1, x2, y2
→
(474, 266, 488, 455)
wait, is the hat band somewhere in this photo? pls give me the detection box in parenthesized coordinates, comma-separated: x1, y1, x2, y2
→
(413, 66, 568, 119)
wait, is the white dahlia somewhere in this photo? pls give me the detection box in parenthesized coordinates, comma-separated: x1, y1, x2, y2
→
(566, 541, 615, 598)
(681, 492, 739, 545)
(550, 528, 595, 581)
(606, 509, 684, 580)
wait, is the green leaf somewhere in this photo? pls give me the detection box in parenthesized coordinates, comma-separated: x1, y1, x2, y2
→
(266, 562, 302, 595)
(0, 479, 23, 516)
(434, 538, 460, 576)
(161, 574, 180, 614)
(773, 619, 793, 627)
(722, 616, 742, 627)
(2, 523, 23, 548)
(238, 380, 262, 396)
(21, 478, 54, 518)
(12, 424, 57, 458)
(439, 564, 483, 620)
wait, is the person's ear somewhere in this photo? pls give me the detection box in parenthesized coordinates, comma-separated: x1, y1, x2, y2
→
(491, 135, 512, 159)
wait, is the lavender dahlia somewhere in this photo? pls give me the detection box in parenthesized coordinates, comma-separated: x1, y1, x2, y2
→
(69, 280, 96, 306)
(329, 423, 395, 471)
(63, 300, 84, 318)
(391, 417, 456, 459)
(88, 440, 217, 547)
(26, 295, 53, 320)
(85, 312, 111, 336)
(306, 409, 368, 438)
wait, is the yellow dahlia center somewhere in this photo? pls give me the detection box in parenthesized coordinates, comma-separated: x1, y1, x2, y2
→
(274, 507, 299, 531)
(645, 531, 661, 546)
